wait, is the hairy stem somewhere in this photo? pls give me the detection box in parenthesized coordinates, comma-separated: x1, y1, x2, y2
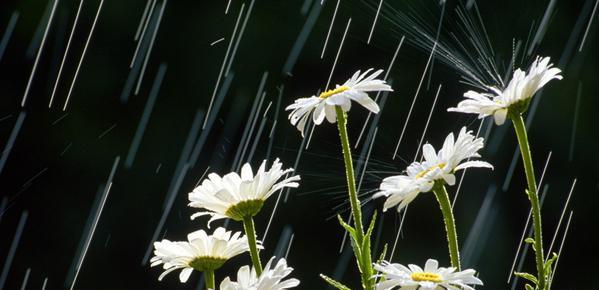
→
(511, 113, 545, 289)
(243, 216, 263, 275)
(432, 183, 461, 270)
(335, 107, 365, 237)
(335, 106, 373, 290)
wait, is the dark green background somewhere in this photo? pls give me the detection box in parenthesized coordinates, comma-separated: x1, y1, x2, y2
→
(0, 0, 597, 289)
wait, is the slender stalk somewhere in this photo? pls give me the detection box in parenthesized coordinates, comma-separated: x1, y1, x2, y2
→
(432, 183, 461, 270)
(205, 270, 215, 290)
(335, 107, 365, 237)
(511, 113, 545, 289)
(335, 106, 373, 290)
(243, 216, 263, 275)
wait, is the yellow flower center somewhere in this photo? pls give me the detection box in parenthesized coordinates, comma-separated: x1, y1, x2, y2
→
(411, 272, 443, 282)
(415, 163, 446, 179)
(319, 86, 349, 99)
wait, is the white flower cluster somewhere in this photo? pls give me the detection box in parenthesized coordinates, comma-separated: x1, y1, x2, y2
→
(286, 68, 393, 136)
(151, 228, 251, 282)
(220, 257, 300, 290)
(374, 127, 493, 212)
(448, 56, 562, 125)
(150, 159, 301, 289)
(374, 259, 482, 290)
(189, 158, 300, 225)
(148, 54, 561, 289)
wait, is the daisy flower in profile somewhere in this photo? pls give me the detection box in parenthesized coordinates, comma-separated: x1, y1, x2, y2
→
(373, 258, 483, 290)
(220, 257, 300, 290)
(189, 158, 300, 226)
(373, 127, 492, 212)
(448, 56, 562, 125)
(285, 68, 393, 135)
(151, 227, 255, 283)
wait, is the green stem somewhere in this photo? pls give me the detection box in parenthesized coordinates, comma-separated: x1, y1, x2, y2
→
(511, 113, 545, 290)
(243, 216, 263, 275)
(205, 270, 215, 290)
(335, 106, 373, 290)
(432, 183, 461, 270)
(335, 107, 365, 238)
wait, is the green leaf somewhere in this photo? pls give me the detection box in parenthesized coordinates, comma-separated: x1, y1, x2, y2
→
(544, 252, 558, 286)
(320, 274, 352, 290)
(338, 215, 364, 273)
(348, 233, 364, 273)
(360, 213, 377, 281)
(364, 212, 377, 241)
(544, 252, 558, 274)
(525, 283, 535, 290)
(337, 215, 356, 238)
(514, 272, 538, 285)
(524, 237, 540, 253)
(362, 213, 377, 262)
(377, 243, 388, 264)
(374, 244, 388, 283)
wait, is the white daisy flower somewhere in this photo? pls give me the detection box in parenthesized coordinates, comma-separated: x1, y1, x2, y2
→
(285, 68, 393, 136)
(151, 227, 256, 283)
(374, 258, 483, 290)
(220, 257, 300, 290)
(448, 56, 562, 125)
(373, 127, 492, 212)
(189, 158, 300, 226)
